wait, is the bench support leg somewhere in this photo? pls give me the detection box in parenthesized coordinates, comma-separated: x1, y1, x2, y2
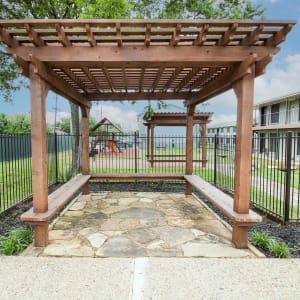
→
(82, 182, 89, 195)
(185, 182, 192, 195)
(232, 224, 248, 249)
(33, 222, 49, 247)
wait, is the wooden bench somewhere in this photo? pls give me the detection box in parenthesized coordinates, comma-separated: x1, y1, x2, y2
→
(21, 174, 90, 246)
(184, 174, 262, 248)
(22, 174, 91, 223)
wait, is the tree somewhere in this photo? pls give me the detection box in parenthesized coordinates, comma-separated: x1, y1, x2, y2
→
(130, 0, 264, 19)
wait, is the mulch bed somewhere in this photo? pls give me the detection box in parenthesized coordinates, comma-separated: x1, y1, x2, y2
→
(1, 181, 299, 258)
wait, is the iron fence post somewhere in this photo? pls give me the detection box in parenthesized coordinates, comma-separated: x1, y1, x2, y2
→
(134, 131, 138, 173)
(54, 132, 59, 183)
(214, 134, 217, 185)
(284, 131, 292, 223)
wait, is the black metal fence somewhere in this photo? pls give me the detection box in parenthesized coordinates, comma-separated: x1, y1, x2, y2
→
(1, 132, 300, 223)
(201, 132, 300, 223)
(0, 133, 79, 213)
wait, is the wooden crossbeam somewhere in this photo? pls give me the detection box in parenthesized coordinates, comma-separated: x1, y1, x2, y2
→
(13, 54, 29, 77)
(30, 55, 89, 107)
(11, 46, 276, 63)
(255, 54, 273, 77)
(217, 23, 238, 46)
(241, 24, 264, 46)
(87, 91, 192, 101)
(171, 24, 182, 46)
(24, 24, 45, 47)
(195, 24, 209, 46)
(55, 23, 71, 47)
(116, 22, 122, 47)
(186, 54, 258, 105)
(86, 24, 96, 47)
(145, 24, 151, 47)
(0, 26, 19, 48)
(266, 23, 293, 46)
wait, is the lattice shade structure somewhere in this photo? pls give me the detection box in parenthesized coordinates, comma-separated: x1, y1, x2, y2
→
(0, 19, 295, 248)
(0, 19, 295, 105)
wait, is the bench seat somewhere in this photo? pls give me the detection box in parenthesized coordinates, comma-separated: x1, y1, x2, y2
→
(21, 174, 91, 223)
(184, 174, 261, 225)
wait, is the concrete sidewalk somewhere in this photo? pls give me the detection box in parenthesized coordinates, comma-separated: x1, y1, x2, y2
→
(0, 257, 299, 300)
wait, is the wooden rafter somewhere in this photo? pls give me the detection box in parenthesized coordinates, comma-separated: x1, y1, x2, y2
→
(55, 23, 71, 47)
(186, 54, 258, 105)
(195, 24, 209, 46)
(86, 24, 96, 47)
(145, 24, 151, 47)
(217, 23, 238, 46)
(82, 67, 102, 92)
(61, 67, 89, 93)
(171, 24, 181, 46)
(30, 55, 89, 107)
(24, 24, 45, 47)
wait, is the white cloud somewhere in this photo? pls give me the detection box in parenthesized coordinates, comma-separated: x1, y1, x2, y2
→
(90, 104, 138, 132)
(46, 111, 70, 125)
(254, 54, 300, 102)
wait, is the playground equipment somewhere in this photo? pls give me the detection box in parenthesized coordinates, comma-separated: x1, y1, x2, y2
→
(89, 118, 122, 156)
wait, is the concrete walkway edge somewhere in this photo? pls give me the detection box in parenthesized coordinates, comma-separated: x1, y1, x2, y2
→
(0, 257, 299, 300)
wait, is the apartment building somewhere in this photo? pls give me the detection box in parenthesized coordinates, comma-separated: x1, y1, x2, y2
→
(208, 92, 300, 158)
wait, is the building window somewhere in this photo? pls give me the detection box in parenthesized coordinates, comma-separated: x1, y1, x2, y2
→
(227, 127, 230, 133)
(261, 106, 267, 126)
(271, 104, 280, 124)
(259, 133, 266, 153)
(269, 132, 278, 153)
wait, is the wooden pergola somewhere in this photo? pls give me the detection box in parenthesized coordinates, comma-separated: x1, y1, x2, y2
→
(143, 112, 211, 167)
(0, 19, 295, 248)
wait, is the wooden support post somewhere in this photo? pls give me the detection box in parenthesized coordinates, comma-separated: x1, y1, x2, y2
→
(150, 125, 155, 168)
(202, 123, 207, 168)
(185, 105, 195, 195)
(81, 105, 90, 195)
(232, 66, 255, 248)
(30, 64, 49, 247)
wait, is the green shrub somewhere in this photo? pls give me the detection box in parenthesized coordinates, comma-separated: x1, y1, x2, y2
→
(250, 231, 271, 251)
(0, 227, 33, 255)
(270, 241, 290, 258)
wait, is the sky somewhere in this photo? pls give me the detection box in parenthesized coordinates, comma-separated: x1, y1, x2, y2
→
(1, 0, 300, 134)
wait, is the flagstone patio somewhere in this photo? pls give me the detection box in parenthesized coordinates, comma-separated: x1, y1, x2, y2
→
(24, 192, 257, 258)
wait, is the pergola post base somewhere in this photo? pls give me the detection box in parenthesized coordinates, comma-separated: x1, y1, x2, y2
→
(232, 224, 248, 249)
(33, 222, 49, 247)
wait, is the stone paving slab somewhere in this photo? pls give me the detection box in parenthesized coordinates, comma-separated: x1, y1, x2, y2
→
(25, 192, 255, 258)
(0, 257, 299, 300)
